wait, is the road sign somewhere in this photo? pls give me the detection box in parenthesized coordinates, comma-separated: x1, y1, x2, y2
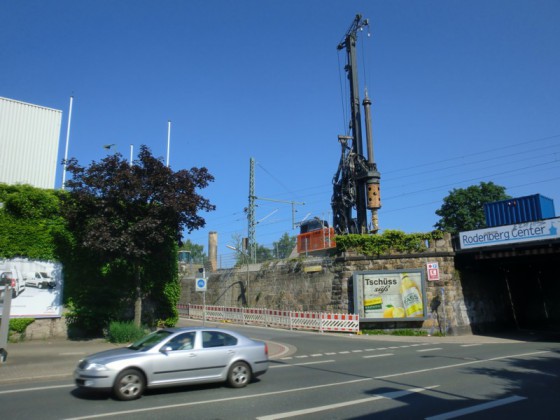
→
(427, 262, 440, 281)
(195, 278, 207, 292)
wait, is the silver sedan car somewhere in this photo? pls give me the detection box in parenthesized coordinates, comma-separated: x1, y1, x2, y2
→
(74, 327, 269, 400)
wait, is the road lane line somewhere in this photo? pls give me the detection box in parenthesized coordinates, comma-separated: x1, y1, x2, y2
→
(363, 353, 393, 358)
(417, 348, 443, 352)
(0, 384, 73, 395)
(270, 360, 335, 368)
(256, 385, 440, 420)
(63, 377, 378, 420)
(376, 350, 550, 379)
(461, 344, 482, 347)
(425, 395, 527, 419)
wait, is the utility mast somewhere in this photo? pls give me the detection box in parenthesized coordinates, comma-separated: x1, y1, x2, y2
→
(246, 157, 305, 263)
(247, 157, 256, 263)
(332, 14, 381, 234)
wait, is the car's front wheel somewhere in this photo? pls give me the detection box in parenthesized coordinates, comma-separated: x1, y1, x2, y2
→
(227, 361, 251, 388)
(113, 369, 145, 401)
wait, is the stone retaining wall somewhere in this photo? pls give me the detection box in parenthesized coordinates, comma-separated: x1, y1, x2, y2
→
(180, 233, 476, 335)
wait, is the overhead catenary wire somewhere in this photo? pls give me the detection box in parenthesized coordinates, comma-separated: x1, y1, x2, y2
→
(188, 132, 560, 251)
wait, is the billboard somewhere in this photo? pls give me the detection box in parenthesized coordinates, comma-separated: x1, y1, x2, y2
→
(0, 258, 63, 318)
(353, 269, 426, 320)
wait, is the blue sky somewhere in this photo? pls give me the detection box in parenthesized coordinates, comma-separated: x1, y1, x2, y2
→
(2, 1, 560, 266)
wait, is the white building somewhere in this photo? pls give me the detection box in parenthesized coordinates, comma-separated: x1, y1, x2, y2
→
(0, 97, 62, 189)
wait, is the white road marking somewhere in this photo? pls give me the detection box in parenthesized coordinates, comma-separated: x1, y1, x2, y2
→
(63, 377, 380, 419)
(417, 348, 443, 352)
(461, 344, 482, 347)
(363, 353, 393, 358)
(0, 384, 73, 395)
(270, 360, 335, 369)
(256, 385, 440, 419)
(425, 395, 527, 419)
(376, 350, 550, 379)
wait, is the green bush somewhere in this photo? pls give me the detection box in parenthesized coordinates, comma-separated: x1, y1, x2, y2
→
(9, 318, 35, 333)
(107, 321, 148, 343)
(335, 229, 444, 256)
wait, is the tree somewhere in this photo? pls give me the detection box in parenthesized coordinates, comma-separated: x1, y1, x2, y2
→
(272, 233, 296, 259)
(179, 239, 206, 264)
(62, 145, 215, 327)
(255, 244, 273, 263)
(434, 182, 510, 234)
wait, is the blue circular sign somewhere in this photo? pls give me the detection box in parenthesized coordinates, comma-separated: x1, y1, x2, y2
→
(197, 279, 206, 288)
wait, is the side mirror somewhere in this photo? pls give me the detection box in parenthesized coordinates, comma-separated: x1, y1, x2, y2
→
(160, 346, 173, 353)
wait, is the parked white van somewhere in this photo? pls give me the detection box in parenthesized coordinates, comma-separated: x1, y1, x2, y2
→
(25, 271, 56, 289)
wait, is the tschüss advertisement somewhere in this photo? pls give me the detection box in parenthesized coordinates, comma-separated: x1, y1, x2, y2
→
(362, 271, 425, 320)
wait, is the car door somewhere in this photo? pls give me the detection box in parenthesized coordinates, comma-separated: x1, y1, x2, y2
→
(149, 332, 198, 386)
(186, 331, 239, 381)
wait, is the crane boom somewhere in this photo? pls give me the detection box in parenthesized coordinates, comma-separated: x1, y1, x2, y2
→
(332, 14, 381, 235)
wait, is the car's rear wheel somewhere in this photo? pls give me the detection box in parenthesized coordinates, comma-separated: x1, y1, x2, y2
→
(227, 361, 251, 388)
(113, 369, 145, 401)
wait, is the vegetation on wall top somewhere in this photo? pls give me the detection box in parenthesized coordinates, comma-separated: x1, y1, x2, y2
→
(335, 229, 445, 256)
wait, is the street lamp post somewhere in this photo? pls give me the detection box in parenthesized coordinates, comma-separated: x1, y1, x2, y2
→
(226, 245, 250, 307)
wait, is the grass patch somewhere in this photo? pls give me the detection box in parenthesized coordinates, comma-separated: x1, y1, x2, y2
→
(362, 328, 428, 337)
(106, 321, 149, 343)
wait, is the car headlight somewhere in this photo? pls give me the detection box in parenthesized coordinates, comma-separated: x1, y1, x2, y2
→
(83, 362, 108, 371)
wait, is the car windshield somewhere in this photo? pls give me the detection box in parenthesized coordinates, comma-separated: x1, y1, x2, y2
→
(128, 330, 173, 351)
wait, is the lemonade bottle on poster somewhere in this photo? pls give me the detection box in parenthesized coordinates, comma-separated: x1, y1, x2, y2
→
(400, 273, 423, 317)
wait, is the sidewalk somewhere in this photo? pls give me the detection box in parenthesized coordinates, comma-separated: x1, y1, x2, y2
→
(0, 322, 550, 385)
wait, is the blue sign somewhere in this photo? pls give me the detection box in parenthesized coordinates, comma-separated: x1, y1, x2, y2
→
(196, 278, 207, 292)
(459, 217, 560, 249)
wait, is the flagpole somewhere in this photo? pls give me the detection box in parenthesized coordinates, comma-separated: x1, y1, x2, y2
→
(166, 120, 171, 167)
(61, 95, 73, 189)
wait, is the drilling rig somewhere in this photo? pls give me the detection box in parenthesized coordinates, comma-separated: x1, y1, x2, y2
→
(332, 14, 381, 235)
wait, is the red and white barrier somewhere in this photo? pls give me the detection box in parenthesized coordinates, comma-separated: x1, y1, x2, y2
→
(182, 304, 360, 333)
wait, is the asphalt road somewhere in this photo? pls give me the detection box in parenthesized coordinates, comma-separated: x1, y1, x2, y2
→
(1, 322, 559, 419)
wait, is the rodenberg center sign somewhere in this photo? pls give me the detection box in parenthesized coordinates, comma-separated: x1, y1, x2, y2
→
(459, 217, 560, 249)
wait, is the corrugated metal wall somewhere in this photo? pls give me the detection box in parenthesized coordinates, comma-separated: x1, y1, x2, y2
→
(0, 96, 62, 189)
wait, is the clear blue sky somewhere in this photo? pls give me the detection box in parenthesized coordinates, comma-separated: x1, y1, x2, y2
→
(2, 1, 559, 266)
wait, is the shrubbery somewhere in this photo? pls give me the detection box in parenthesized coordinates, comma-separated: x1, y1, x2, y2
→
(106, 321, 149, 344)
(335, 229, 444, 255)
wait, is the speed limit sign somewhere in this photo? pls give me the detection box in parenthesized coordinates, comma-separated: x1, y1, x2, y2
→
(195, 278, 207, 292)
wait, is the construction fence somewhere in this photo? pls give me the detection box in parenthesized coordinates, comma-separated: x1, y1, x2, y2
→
(178, 304, 360, 333)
